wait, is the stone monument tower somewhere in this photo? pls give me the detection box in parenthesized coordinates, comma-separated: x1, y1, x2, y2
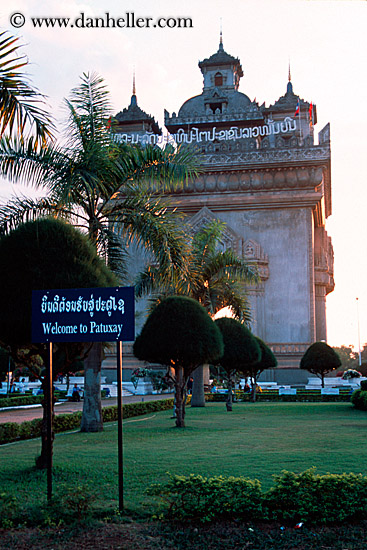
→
(103, 39, 334, 384)
(163, 37, 334, 382)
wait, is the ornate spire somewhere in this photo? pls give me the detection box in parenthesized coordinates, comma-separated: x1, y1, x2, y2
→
(132, 70, 136, 96)
(219, 20, 223, 51)
(287, 60, 293, 94)
(130, 70, 137, 107)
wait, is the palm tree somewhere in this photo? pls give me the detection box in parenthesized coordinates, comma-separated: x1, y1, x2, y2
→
(0, 73, 196, 272)
(0, 30, 54, 148)
(137, 218, 258, 320)
(136, 219, 259, 406)
(0, 72, 199, 430)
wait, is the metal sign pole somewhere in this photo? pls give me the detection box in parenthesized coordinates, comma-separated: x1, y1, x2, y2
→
(47, 341, 53, 501)
(32, 287, 135, 506)
(117, 340, 124, 512)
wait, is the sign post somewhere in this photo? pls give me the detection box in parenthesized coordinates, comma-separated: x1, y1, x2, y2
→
(117, 340, 124, 511)
(47, 342, 53, 501)
(32, 287, 135, 504)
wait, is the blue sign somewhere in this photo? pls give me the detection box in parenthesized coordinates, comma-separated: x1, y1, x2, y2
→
(32, 287, 135, 343)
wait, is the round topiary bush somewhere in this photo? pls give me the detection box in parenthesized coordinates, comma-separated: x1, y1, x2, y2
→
(134, 296, 223, 427)
(300, 342, 341, 388)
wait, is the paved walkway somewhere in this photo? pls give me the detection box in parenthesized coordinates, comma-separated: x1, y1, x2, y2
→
(0, 393, 174, 424)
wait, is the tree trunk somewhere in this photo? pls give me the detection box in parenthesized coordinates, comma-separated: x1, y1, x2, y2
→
(175, 366, 185, 428)
(226, 375, 233, 411)
(321, 374, 325, 388)
(35, 378, 54, 470)
(81, 343, 103, 432)
(191, 365, 206, 407)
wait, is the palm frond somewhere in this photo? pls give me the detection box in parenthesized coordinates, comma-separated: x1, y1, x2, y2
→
(192, 218, 227, 260)
(113, 142, 201, 194)
(93, 224, 128, 283)
(202, 249, 259, 286)
(0, 31, 54, 147)
(64, 72, 111, 147)
(111, 192, 190, 278)
(217, 285, 252, 326)
(0, 136, 67, 186)
(0, 195, 67, 235)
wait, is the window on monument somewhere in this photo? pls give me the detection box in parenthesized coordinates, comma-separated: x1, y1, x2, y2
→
(214, 72, 223, 86)
(209, 102, 222, 113)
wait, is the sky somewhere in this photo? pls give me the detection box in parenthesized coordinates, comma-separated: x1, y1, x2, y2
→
(0, 0, 366, 349)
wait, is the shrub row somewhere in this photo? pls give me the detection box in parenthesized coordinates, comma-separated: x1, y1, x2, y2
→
(0, 395, 45, 408)
(0, 398, 174, 445)
(206, 389, 352, 403)
(351, 389, 367, 410)
(147, 469, 367, 525)
(0, 391, 109, 408)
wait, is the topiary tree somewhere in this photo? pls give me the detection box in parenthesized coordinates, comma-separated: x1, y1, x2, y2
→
(133, 296, 223, 427)
(300, 342, 341, 388)
(0, 218, 117, 467)
(245, 337, 277, 402)
(214, 317, 260, 411)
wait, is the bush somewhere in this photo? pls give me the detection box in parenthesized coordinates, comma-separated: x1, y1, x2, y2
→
(0, 395, 44, 408)
(0, 422, 20, 444)
(264, 469, 367, 524)
(148, 469, 367, 525)
(351, 389, 367, 410)
(206, 389, 352, 403)
(147, 473, 263, 522)
(47, 483, 96, 524)
(0, 398, 175, 444)
(0, 492, 19, 529)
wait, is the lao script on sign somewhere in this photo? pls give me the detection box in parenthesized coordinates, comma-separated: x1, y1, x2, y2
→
(32, 287, 135, 343)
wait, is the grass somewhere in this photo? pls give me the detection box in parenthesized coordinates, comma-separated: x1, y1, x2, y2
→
(1, 401, 367, 517)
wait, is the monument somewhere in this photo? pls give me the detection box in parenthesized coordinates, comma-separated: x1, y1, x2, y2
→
(104, 37, 334, 384)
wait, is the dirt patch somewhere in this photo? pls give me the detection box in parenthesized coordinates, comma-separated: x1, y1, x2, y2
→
(1, 520, 367, 550)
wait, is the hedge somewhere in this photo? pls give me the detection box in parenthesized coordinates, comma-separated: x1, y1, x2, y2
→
(206, 389, 352, 403)
(148, 469, 367, 525)
(0, 391, 107, 409)
(0, 398, 174, 445)
(351, 389, 367, 410)
(0, 395, 45, 408)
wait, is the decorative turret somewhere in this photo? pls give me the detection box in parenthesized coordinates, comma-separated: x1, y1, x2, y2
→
(198, 34, 244, 93)
(113, 75, 161, 136)
(165, 37, 263, 133)
(261, 65, 317, 143)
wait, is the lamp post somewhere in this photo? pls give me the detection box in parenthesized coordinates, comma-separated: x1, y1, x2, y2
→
(356, 297, 362, 367)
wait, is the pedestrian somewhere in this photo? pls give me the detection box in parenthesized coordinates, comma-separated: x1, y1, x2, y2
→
(18, 378, 26, 393)
(72, 383, 81, 402)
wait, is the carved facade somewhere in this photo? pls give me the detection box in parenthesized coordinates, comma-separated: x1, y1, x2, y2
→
(164, 39, 334, 377)
(105, 38, 334, 382)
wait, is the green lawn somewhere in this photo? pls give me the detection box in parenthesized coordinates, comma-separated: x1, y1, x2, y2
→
(1, 402, 367, 517)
